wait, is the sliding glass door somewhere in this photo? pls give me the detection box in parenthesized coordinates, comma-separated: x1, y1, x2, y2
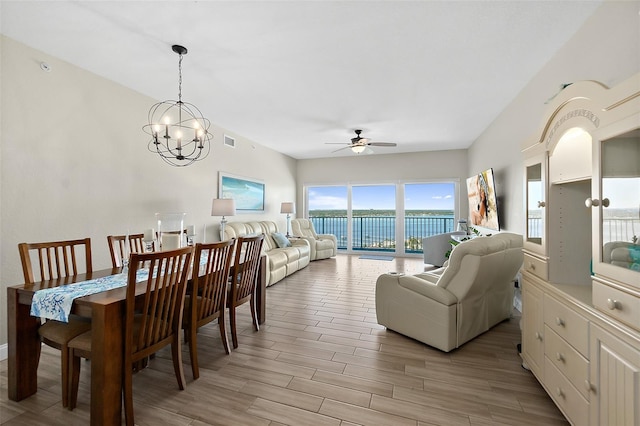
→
(306, 181, 457, 255)
(352, 185, 396, 251)
(307, 186, 348, 249)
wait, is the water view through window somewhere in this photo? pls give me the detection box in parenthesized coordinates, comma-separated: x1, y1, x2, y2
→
(307, 182, 456, 254)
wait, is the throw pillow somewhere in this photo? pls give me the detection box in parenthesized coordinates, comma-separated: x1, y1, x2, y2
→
(272, 232, 291, 248)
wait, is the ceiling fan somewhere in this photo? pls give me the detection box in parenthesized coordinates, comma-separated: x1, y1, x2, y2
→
(326, 129, 397, 154)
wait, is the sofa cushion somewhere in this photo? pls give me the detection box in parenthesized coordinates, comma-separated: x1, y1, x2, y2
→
(272, 232, 291, 248)
(267, 250, 289, 269)
(316, 238, 335, 251)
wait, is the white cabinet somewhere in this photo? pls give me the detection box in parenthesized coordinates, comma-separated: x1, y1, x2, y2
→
(590, 114, 640, 292)
(521, 276, 592, 425)
(589, 324, 640, 426)
(521, 73, 640, 426)
(523, 155, 547, 257)
(522, 277, 544, 377)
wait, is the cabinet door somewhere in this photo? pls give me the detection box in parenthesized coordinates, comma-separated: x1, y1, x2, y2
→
(591, 121, 640, 289)
(590, 324, 640, 426)
(522, 277, 545, 379)
(523, 155, 547, 256)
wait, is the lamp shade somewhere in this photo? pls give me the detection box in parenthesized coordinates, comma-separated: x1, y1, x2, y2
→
(211, 198, 236, 216)
(280, 202, 295, 214)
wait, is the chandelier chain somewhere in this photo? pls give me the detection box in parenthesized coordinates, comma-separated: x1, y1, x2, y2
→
(178, 54, 183, 103)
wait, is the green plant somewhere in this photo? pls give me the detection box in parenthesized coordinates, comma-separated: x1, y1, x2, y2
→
(444, 227, 491, 259)
(633, 235, 638, 245)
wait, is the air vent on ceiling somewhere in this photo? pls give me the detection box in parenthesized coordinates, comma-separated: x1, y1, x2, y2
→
(224, 135, 236, 148)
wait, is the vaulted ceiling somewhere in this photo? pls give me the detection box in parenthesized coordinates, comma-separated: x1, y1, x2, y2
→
(0, 1, 604, 159)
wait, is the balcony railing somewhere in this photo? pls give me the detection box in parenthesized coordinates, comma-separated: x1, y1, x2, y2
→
(313, 216, 638, 254)
(527, 217, 638, 243)
(310, 215, 454, 253)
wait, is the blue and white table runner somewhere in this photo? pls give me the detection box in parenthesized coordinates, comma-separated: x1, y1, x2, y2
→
(30, 269, 151, 322)
(31, 252, 209, 323)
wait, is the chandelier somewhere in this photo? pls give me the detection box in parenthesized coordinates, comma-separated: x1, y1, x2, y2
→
(143, 45, 212, 167)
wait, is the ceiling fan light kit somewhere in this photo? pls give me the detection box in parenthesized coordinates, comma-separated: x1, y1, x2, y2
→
(351, 144, 367, 154)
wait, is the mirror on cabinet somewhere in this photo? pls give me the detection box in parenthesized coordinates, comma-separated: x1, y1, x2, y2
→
(526, 163, 544, 246)
(600, 128, 640, 273)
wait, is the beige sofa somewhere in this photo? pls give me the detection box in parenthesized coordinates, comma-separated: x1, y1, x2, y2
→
(223, 221, 311, 286)
(376, 232, 523, 352)
(290, 218, 337, 260)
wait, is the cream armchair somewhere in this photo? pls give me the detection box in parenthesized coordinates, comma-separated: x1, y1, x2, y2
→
(290, 218, 337, 260)
(422, 231, 466, 267)
(376, 232, 523, 352)
(604, 241, 640, 270)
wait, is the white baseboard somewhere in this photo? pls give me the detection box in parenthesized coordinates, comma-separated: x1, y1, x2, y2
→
(0, 343, 7, 361)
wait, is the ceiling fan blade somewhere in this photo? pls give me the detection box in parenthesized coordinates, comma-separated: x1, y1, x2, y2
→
(367, 142, 397, 147)
(331, 146, 352, 153)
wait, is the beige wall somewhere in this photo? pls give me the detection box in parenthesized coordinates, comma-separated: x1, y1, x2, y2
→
(0, 36, 296, 346)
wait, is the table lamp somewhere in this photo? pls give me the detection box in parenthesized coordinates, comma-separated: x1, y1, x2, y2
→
(280, 202, 295, 237)
(212, 198, 236, 241)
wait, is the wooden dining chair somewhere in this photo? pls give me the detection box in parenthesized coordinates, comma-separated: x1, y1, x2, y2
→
(228, 234, 264, 349)
(67, 246, 193, 425)
(183, 239, 236, 379)
(18, 238, 93, 408)
(107, 233, 151, 268)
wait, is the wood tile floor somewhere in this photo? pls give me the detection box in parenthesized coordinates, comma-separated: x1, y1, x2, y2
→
(1, 254, 568, 425)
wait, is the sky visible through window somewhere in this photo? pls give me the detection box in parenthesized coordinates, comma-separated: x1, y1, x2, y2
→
(308, 183, 454, 211)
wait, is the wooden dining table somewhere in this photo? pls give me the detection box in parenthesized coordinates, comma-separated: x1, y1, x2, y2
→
(7, 256, 266, 425)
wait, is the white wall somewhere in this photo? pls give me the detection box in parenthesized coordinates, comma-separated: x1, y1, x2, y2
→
(468, 0, 640, 236)
(0, 36, 296, 345)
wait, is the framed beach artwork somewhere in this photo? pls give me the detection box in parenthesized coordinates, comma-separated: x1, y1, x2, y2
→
(219, 172, 265, 211)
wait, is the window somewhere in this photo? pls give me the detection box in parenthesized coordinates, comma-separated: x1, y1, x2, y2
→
(306, 181, 457, 255)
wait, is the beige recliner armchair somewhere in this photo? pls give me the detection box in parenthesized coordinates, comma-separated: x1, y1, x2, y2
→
(290, 218, 337, 260)
(376, 232, 523, 352)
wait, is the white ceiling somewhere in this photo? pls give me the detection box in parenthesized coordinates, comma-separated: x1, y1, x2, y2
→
(0, 0, 604, 159)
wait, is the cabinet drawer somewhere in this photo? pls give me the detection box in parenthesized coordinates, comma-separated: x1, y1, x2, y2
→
(544, 295, 589, 357)
(523, 253, 548, 281)
(545, 359, 589, 426)
(544, 325, 590, 400)
(593, 281, 640, 330)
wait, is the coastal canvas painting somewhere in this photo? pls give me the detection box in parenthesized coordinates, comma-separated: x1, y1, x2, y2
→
(466, 168, 500, 231)
(219, 173, 265, 211)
